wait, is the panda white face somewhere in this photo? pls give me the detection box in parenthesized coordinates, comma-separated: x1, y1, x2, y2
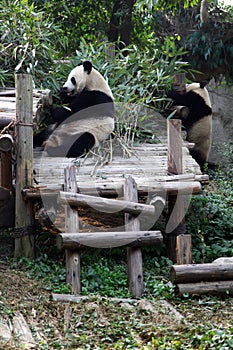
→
(62, 61, 113, 99)
(62, 65, 87, 95)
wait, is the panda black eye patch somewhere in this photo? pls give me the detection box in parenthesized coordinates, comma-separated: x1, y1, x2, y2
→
(71, 77, 76, 86)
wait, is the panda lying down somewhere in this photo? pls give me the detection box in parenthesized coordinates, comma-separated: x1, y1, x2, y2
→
(34, 61, 114, 157)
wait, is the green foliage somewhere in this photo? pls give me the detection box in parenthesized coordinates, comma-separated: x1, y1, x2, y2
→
(46, 38, 188, 102)
(186, 142, 233, 263)
(32, 0, 112, 55)
(0, 0, 63, 87)
(156, 0, 199, 12)
(13, 255, 70, 294)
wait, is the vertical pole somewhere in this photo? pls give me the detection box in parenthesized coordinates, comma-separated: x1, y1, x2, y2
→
(125, 176, 143, 298)
(64, 165, 81, 294)
(166, 120, 187, 263)
(15, 74, 35, 259)
(176, 234, 192, 265)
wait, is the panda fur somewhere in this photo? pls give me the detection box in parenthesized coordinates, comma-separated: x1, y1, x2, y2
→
(167, 82, 212, 168)
(34, 61, 114, 157)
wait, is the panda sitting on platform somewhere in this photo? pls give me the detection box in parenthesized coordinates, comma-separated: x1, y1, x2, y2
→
(167, 82, 212, 169)
(34, 61, 114, 157)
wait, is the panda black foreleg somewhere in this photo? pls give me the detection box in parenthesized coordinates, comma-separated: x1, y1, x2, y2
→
(33, 123, 57, 148)
(51, 105, 73, 124)
(189, 148, 207, 171)
(66, 132, 95, 158)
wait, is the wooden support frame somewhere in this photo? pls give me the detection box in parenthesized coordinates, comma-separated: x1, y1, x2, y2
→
(166, 119, 192, 264)
(14, 74, 35, 259)
(58, 171, 163, 297)
(125, 176, 144, 298)
(64, 165, 81, 294)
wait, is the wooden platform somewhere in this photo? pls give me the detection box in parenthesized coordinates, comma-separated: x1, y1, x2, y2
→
(31, 139, 207, 199)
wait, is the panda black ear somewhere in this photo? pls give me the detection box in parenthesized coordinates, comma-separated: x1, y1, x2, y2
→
(83, 61, 92, 75)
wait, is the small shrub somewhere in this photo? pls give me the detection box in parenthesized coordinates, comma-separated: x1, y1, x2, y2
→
(186, 142, 233, 262)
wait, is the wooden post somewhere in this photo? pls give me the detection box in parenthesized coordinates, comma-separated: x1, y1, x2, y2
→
(125, 176, 143, 298)
(176, 235, 192, 265)
(14, 74, 35, 259)
(166, 120, 191, 264)
(64, 165, 81, 294)
(167, 119, 183, 175)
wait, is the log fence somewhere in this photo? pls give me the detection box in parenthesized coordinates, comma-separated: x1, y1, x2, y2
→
(4, 74, 231, 298)
(58, 166, 163, 297)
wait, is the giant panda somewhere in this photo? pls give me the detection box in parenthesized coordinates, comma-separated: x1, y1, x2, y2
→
(34, 61, 114, 157)
(167, 82, 212, 169)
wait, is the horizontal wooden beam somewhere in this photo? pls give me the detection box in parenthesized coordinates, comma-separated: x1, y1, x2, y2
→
(22, 178, 203, 200)
(170, 263, 233, 283)
(58, 192, 156, 217)
(57, 230, 163, 249)
(177, 280, 233, 296)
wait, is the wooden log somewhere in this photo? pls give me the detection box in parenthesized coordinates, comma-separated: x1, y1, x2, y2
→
(177, 280, 233, 296)
(14, 74, 35, 259)
(170, 263, 233, 283)
(23, 180, 202, 199)
(58, 191, 156, 217)
(57, 230, 163, 250)
(125, 177, 143, 298)
(0, 134, 13, 152)
(176, 234, 192, 265)
(0, 116, 15, 128)
(64, 165, 81, 293)
(52, 293, 136, 303)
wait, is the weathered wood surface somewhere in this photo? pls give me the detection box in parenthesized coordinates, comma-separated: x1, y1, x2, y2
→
(0, 88, 52, 127)
(58, 191, 156, 217)
(14, 74, 35, 259)
(177, 281, 233, 296)
(125, 176, 144, 298)
(176, 234, 192, 265)
(170, 263, 233, 283)
(57, 230, 163, 249)
(166, 120, 188, 263)
(64, 166, 81, 293)
(32, 141, 205, 196)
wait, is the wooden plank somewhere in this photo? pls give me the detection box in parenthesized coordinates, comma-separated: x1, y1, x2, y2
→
(57, 230, 163, 249)
(58, 191, 156, 217)
(14, 74, 35, 259)
(125, 177, 144, 298)
(64, 165, 81, 294)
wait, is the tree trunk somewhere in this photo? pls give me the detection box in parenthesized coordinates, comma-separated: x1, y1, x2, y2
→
(108, 0, 135, 50)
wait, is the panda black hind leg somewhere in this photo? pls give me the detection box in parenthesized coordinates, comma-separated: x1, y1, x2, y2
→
(66, 132, 95, 158)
